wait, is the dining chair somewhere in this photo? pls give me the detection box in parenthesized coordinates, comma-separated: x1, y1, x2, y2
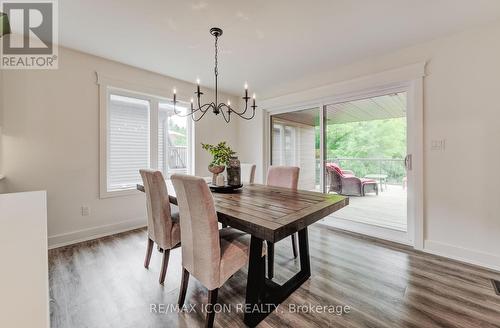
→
(240, 163, 256, 184)
(140, 169, 181, 285)
(266, 165, 300, 279)
(171, 174, 265, 328)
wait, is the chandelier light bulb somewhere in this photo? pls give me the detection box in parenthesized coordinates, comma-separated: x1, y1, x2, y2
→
(228, 100, 231, 106)
(244, 82, 248, 90)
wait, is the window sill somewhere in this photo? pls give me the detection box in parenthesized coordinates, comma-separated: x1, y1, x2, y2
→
(99, 188, 142, 199)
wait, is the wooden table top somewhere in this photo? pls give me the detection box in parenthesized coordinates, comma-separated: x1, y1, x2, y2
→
(137, 182, 348, 243)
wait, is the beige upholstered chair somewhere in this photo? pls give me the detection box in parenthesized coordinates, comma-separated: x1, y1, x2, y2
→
(266, 166, 300, 279)
(171, 174, 265, 328)
(240, 163, 256, 184)
(140, 169, 181, 284)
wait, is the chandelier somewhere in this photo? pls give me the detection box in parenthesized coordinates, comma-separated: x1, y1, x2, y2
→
(172, 27, 257, 123)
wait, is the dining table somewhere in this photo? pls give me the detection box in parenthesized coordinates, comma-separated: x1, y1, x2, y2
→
(137, 181, 348, 327)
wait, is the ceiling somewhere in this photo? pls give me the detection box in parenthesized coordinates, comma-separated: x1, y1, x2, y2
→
(326, 92, 406, 124)
(273, 92, 406, 126)
(53, 1, 500, 98)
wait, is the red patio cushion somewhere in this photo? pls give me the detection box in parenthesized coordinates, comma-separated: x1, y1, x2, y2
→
(326, 163, 344, 176)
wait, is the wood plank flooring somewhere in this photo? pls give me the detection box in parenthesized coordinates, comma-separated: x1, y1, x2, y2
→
(49, 226, 500, 328)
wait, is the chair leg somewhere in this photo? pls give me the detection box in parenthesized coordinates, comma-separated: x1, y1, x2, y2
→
(144, 238, 154, 269)
(291, 234, 298, 259)
(159, 249, 170, 285)
(267, 241, 274, 279)
(178, 267, 190, 307)
(206, 288, 219, 328)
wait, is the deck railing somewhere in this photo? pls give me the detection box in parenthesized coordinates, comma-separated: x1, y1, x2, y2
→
(168, 146, 187, 169)
(329, 157, 406, 185)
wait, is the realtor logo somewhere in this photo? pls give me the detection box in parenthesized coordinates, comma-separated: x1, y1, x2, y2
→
(1, 0, 58, 69)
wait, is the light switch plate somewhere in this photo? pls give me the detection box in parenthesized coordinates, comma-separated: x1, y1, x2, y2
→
(81, 206, 90, 216)
(431, 139, 446, 151)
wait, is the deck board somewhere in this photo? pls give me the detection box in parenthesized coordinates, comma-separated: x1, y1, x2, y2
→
(324, 184, 407, 231)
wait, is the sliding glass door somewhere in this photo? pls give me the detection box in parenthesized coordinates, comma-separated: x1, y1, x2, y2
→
(269, 91, 412, 244)
(322, 92, 409, 241)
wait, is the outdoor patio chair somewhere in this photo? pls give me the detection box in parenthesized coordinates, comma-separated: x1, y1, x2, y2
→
(326, 163, 378, 196)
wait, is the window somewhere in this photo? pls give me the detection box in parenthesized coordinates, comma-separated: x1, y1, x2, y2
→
(158, 102, 190, 177)
(108, 94, 150, 191)
(100, 85, 193, 198)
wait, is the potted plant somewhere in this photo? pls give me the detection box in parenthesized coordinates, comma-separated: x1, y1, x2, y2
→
(201, 141, 236, 185)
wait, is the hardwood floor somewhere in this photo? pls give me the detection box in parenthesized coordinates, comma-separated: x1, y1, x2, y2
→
(49, 226, 500, 328)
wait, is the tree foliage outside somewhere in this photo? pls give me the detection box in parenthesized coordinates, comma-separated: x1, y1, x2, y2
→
(318, 117, 407, 184)
(168, 120, 187, 146)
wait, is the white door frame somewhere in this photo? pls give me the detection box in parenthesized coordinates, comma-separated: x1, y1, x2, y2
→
(262, 64, 424, 249)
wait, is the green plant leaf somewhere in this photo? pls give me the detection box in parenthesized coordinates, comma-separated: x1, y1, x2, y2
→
(201, 141, 236, 166)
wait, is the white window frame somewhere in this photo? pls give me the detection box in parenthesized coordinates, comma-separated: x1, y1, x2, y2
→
(98, 73, 194, 198)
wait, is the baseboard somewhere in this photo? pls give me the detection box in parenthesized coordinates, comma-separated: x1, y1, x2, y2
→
(424, 240, 500, 272)
(48, 217, 147, 249)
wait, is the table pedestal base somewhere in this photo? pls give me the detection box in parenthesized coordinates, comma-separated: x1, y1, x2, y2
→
(244, 227, 311, 327)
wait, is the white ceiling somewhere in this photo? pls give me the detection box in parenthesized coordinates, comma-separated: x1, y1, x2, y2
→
(57, 0, 500, 98)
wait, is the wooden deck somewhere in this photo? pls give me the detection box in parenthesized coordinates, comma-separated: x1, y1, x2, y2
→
(322, 184, 407, 231)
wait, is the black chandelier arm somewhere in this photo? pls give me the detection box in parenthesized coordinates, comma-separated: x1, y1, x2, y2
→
(192, 105, 212, 122)
(218, 103, 231, 123)
(173, 102, 201, 117)
(240, 106, 256, 120)
(218, 102, 256, 121)
(173, 101, 212, 117)
(194, 101, 214, 113)
(173, 102, 192, 117)
(225, 97, 249, 116)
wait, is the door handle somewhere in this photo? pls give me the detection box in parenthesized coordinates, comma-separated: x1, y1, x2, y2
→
(405, 154, 412, 171)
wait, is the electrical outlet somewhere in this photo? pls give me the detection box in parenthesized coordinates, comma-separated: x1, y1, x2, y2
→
(431, 139, 446, 151)
(81, 206, 90, 216)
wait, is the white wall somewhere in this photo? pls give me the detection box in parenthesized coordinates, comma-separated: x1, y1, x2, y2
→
(0, 68, 5, 194)
(237, 20, 500, 270)
(0, 46, 238, 247)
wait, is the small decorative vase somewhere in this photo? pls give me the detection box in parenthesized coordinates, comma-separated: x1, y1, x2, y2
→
(208, 165, 225, 185)
(226, 156, 241, 186)
(216, 174, 225, 186)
